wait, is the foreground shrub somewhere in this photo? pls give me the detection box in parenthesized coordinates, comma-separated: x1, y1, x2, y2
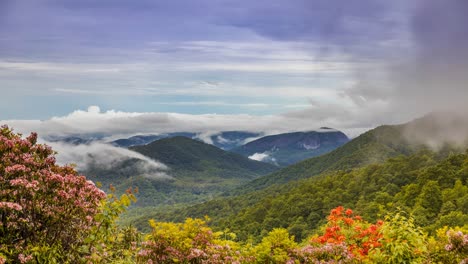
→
(312, 206, 383, 261)
(367, 212, 428, 263)
(253, 228, 297, 263)
(427, 226, 468, 264)
(0, 126, 108, 262)
(293, 243, 354, 263)
(83, 188, 141, 263)
(138, 217, 245, 263)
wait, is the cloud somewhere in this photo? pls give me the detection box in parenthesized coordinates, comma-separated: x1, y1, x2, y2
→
(2, 105, 372, 141)
(274, 0, 468, 138)
(402, 112, 468, 150)
(248, 152, 269, 162)
(156, 101, 271, 108)
(0, 60, 122, 74)
(248, 151, 277, 165)
(46, 140, 170, 180)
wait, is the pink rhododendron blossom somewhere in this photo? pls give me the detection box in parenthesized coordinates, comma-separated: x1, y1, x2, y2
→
(0, 201, 23, 211)
(0, 126, 106, 261)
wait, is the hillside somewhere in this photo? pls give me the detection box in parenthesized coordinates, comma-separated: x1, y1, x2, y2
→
(130, 136, 276, 177)
(229, 124, 426, 195)
(124, 115, 468, 236)
(86, 136, 277, 206)
(125, 149, 468, 242)
(231, 129, 349, 166)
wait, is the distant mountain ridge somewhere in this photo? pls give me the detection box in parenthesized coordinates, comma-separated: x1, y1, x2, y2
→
(111, 133, 195, 148)
(230, 124, 414, 194)
(230, 113, 468, 195)
(231, 128, 349, 166)
(85, 136, 277, 207)
(111, 131, 261, 150)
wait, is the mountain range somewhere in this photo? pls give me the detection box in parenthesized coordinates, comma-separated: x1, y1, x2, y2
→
(112, 131, 262, 150)
(54, 128, 349, 209)
(84, 136, 277, 206)
(122, 114, 468, 235)
(231, 128, 349, 166)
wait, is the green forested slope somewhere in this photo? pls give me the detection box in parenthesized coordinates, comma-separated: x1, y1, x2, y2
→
(86, 136, 277, 206)
(130, 136, 277, 177)
(127, 150, 468, 243)
(228, 124, 425, 195)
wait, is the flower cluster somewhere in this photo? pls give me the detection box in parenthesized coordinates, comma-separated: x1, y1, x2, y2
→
(445, 230, 468, 255)
(314, 206, 383, 259)
(294, 243, 354, 263)
(0, 126, 107, 262)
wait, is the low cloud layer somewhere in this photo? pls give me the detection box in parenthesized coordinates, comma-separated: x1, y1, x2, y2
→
(402, 112, 468, 150)
(45, 140, 170, 180)
(2, 105, 368, 140)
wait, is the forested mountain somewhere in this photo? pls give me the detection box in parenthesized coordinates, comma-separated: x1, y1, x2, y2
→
(85, 136, 277, 206)
(123, 115, 468, 242)
(130, 136, 276, 177)
(230, 123, 427, 195)
(231, 128, 349, 166)
(126, 149, 468, 242)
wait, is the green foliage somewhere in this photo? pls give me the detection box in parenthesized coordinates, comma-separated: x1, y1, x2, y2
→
(137, 217, 247, 263)
(82, 189, 141, 263)
(252, 228, 297, 263)
(229, 124, 424, 195)
(427, 226, 468, 264)
(134, 149, 468, 244)
(368, 212, 428, 263)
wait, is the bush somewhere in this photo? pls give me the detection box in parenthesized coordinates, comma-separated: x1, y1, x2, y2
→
(0, 126, 106, 262)
(368, 211, 428, 263)
(138, 217, 245, 263)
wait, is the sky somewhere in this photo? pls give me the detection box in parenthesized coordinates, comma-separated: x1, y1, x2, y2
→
(1, 0, 467, 139)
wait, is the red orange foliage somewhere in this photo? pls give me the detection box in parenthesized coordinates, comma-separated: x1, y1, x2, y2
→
(314, 206, 384, 259)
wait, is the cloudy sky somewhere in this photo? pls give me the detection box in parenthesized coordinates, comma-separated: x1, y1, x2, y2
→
(1, 0, 467, 139)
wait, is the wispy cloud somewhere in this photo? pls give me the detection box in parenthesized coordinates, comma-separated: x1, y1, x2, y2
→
(156, 101, 271, 108)
(47, 140, 170, 180)
(0, 61, 124, 74)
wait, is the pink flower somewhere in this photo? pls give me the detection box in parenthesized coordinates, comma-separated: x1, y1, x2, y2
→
(0, 201, 23, 211)
(18, 254, 33, 264)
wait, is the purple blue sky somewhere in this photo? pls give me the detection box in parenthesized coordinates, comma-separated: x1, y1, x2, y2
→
(1, 0, 467, 138)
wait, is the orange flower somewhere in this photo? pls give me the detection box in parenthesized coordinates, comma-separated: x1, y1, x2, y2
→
(344, 217, 354, 225)
(345, 209, 353, 216)
(331, 206, 344, 216)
